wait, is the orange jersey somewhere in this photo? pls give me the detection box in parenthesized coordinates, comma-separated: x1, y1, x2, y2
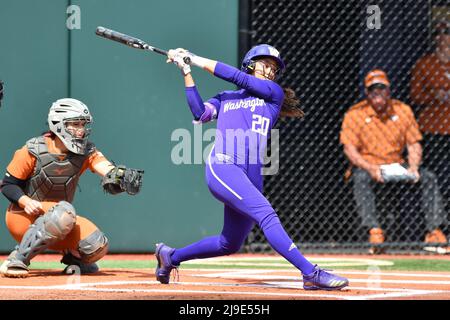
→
(340, 99, 423, 165)
(6, 136, 108, 180)
(410, 53, 450, 135)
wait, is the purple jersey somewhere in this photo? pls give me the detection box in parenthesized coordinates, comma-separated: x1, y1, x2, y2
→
(203, 62, 284, 168)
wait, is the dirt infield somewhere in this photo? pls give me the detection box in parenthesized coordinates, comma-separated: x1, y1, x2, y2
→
(1, 254, 449, 300)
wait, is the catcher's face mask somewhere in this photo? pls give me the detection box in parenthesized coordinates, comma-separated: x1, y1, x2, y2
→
(64, 118, 92, 151)
(65, 119, 90, 139)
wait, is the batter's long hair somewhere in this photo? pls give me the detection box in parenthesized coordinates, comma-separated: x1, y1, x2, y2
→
(248, 58, 304, 118)
(280, 87, 304, 118)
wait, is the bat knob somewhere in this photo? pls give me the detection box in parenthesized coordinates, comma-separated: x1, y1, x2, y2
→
(96, 26, 105, 35)
(183, 57, 191, 65)
(183, 56, 191, 65)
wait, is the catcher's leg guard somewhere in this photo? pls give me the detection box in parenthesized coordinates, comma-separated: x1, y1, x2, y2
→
(78, 229, 109, 264)
(0, 201, 76, 278)
(61, 230, 108, 274)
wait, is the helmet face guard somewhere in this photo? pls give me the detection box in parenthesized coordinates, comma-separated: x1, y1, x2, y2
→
(48, 98, 93, 155)
(241, 44, 285, 79)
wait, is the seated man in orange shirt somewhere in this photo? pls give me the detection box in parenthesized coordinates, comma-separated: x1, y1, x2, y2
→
(0, 98, 143, 278)
(340, 70, 447, 253)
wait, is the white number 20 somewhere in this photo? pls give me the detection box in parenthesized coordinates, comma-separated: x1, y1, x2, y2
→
(251, 114, 270, 136)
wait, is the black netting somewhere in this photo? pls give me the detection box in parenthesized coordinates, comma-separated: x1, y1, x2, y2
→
(242, 0, 449, 254)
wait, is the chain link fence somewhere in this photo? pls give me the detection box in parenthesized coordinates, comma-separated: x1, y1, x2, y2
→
(242, 0, 449, 254)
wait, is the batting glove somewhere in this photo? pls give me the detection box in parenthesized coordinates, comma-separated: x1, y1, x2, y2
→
(173, 54, 191, 75)
(167, 48, 208, 69)
(167, 49, 191, 75)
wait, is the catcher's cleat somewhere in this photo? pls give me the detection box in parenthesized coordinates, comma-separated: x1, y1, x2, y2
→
(61, 252, 99, 275)
(155, 243, 178, 284)
(303, 265, 349, 291)
(0, 250, 29, 278)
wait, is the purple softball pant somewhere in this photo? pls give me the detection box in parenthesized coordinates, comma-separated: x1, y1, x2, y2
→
(170, 149, 315, 275)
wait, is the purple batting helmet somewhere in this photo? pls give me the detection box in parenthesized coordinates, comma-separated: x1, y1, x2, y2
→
(241, 44, 285, 74)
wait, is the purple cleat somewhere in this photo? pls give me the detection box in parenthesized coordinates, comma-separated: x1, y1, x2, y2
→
(155, 243, 178, 284)
(302, 265, 349, 290)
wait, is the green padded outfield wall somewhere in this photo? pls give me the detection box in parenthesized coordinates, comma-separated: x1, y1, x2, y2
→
(0, 0, 238, 252)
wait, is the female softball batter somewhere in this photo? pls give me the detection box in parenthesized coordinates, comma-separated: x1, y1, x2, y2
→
(155, 45, 349, 290)
(0, 98, 143, 278)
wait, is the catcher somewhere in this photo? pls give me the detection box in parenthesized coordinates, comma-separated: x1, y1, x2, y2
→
(0, 98, 144, 278)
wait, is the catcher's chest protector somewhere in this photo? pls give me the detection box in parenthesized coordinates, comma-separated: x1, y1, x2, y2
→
(24, 136, 93, 202)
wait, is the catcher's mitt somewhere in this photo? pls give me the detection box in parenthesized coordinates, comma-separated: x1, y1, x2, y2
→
(102, 165, 144, 195)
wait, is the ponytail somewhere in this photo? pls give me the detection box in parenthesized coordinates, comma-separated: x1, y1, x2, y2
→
(280, 88, 304, 118)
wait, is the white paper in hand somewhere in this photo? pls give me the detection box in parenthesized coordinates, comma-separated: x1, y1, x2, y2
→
(380, 163, 408, 176)
(380, 163, 416, 182)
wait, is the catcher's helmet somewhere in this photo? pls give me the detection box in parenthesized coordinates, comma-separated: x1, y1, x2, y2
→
(241, 44, 285, 74)
(48, 98, 92, 155)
